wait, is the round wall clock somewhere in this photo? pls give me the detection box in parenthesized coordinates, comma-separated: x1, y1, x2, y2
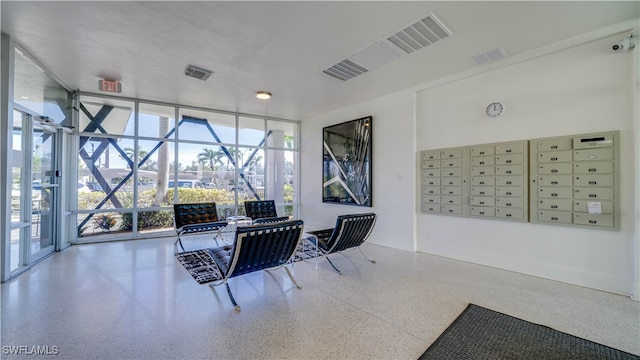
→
(485, 102, 505, 118)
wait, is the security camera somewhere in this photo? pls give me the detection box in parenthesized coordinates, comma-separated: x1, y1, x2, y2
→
(612, 37, 635, 52)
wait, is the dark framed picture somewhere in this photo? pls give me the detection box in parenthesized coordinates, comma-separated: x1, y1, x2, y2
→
(322, 116, 372, 207)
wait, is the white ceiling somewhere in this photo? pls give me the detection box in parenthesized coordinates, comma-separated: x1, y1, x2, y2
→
(2, 1, 638, 121)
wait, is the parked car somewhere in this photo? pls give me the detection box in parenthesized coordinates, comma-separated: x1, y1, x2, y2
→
(168, 180, 203, 189)
(85, 182, 103, 192)
(204, 182, 216, 189)
(78, 183, 91, 193)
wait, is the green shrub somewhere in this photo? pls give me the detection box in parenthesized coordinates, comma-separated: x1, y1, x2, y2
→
(120, 209, 174, 231)
(78, 192, 112, 210)
(80, 188, 261, 233)
(116, 188, 236, 231)
(166, 188, 235, 205)
(284, 184, 294, 203)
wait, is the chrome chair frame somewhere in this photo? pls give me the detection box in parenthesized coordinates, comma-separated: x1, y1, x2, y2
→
(308, 213, 377, 274)
(207, 219, 304, 312)
(173, 202, 228, 253)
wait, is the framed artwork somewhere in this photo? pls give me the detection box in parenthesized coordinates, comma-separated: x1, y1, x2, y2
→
(322, 116, 372, 207)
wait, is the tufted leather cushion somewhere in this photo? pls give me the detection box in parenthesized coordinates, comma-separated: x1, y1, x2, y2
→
(208, 245, 233, 275)
(244, 200, 278, 219)
(174, 203, 222, 230)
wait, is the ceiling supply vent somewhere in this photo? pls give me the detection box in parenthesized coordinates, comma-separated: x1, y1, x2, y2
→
(387, 15, 452, 54)
(184, 65, 213, 81)
(322, 12, 453, 81)
(349, 40, 406, 70)
(322, 59, 369, 81)
(472, 47, 508, 66)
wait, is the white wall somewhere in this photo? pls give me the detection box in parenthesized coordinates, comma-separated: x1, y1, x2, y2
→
(301, 24, 639, 297)
(300, 90, 416, 252)
(416, 33, 637, 296)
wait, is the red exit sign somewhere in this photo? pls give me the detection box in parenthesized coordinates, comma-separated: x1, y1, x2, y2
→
(98, 79, 122, 93)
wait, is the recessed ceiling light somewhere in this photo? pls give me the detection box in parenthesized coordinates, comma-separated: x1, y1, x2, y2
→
(256, 91, 272, 100)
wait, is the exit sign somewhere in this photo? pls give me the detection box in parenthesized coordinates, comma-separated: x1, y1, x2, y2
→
(98, 79, 122, 93)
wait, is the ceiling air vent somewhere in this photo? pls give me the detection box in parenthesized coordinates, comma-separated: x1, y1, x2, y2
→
(184, 65, 213, 81)
(322, 12, 453, 81)
(472, 47, 508, 66)
(322, 59, 369, 81)
(386, 14, 452, 54)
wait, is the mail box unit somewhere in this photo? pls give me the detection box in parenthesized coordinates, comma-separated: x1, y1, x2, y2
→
(420, 150, 441, 213)
(467, 140, 528, 222)
(419, 147, 466, 216)
(530, 131, 619, 230)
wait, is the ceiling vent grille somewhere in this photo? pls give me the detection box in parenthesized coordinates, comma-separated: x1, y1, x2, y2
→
(322, 59, 369, 81)
(184, 65, 213, 81)
(472, 47, 508, 66)
(322, 12, 452, 81)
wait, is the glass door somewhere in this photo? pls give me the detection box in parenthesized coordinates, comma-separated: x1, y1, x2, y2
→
(4, 42, 69, 280)
(9, 110, 28, 273)
(9, 112, 58, 272)
(30, 122, 57, 263)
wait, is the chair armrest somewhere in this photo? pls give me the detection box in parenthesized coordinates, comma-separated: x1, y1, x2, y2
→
(207, 245, 234, 275)
(252, 216, 290, 224)
(307, 228, 333, 242)
(177, 221, 229, 235)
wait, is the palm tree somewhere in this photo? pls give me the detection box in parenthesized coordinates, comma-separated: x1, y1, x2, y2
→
(246, 153, 263, 173)
(214, 149, 226, 169)
(123, 146, 148, 169)
(197, 148, 217, 170)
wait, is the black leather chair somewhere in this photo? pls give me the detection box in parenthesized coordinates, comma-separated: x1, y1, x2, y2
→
(173, 202, 228, 253)
(244, 200, 289, 224)
(207, 219, 305, 312)
(307, 213, 377, 274)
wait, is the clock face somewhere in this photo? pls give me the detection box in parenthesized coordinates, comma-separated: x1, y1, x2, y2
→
(486, 102, 505, 118)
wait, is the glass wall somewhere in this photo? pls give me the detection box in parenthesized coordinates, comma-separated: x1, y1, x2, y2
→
(5, 41, 71, 279)
(76, 94, 299, 241)
(76, 96, 136, 239)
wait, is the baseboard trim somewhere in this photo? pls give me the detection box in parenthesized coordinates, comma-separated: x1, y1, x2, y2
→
(421, 244, 633, 297)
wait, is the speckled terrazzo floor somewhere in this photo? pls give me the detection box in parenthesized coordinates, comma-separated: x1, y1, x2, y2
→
(1, 237, 639, 359)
